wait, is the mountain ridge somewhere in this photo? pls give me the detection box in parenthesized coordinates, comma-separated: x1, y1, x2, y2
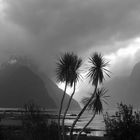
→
(0, 62, 81, 110)
(105, 61, 140, 108)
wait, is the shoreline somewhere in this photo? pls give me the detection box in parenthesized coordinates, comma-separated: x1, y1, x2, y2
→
(65, 135, 109, 140)
(0, 109, 106, 137)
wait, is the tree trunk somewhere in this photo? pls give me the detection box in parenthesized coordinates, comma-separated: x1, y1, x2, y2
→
(62, 82, 76, 140)
(70, 83, 97, 140)
(58, 82, 67, 140)
(76, 111, 96, 140)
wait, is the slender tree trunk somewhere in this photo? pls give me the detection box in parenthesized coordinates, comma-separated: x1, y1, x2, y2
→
(76, 111, 96, 140)
(58, 82, 67, 140)
(62, 82, 76, 140)
(70, 83, 98, 140)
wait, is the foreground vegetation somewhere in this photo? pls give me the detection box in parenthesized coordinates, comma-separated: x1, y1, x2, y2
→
(104, 103, 140, 140)
(1, 102, 140, 140)
(0, 102, 59, 140)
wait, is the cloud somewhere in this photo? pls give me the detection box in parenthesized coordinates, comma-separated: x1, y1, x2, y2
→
(0, 0, 139, 78)
(104, 38, 140, 77)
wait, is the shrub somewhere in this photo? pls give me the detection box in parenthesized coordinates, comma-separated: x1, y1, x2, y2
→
(48, 121, 59, 140)
(21, 102, 49, 140)
(104, 103, 140, 140)
(21, 101, 59, 140)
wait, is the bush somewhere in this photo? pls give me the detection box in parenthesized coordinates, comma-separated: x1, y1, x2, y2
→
(21, 101, 59, 140)
(104, 103, 140, 140)
(22, 102, 49, 140)
(0, 101, 59, 140)
(48, 121, 59, 140)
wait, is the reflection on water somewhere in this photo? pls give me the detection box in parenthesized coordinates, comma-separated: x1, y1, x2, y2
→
(65, 111, 106, 136)
(91, 131, 105, 136)
(65, 112, 105, 129)
(0, 109, 107, 136)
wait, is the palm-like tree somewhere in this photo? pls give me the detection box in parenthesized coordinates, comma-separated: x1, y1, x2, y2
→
(70, 52, 110, 140)
(61, 55, 82, 140)
(56, 52, 82, 140)
(87, 53, 110, 85)
(76, 88, 109, 140)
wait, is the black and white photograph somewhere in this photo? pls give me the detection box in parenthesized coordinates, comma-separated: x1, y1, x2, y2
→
(0, 0, 139, 140)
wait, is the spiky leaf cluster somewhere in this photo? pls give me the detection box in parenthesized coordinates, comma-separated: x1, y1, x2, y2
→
(56, 52, 82, 87)
(81, 88, 109, 114)
(87, 53, 110, 86)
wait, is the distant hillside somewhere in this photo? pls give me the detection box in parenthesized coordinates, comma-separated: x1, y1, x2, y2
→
(42, 75, 81, 111)
(0, 61, 81, 110)
(105, 62, 140, 108)
(0, 64, 56, 108)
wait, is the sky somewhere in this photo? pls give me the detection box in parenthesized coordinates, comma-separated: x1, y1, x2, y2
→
(1, 0, 140, 104)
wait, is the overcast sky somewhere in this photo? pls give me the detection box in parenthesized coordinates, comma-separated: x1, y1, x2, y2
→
(1, 0, 140, 103)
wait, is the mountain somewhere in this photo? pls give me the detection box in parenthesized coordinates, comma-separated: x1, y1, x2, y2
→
(130, 62, 140, 81)
(105, 62, 140, 108)
(0, 62, 81, 110)
(0, 64, 56, 108)
(42, 76, 81, 111)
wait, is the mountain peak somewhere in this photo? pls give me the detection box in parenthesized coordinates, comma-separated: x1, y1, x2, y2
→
(130, 62, 140, 81)
(0, 61, 81, 110)
(0, 63, 56, 108)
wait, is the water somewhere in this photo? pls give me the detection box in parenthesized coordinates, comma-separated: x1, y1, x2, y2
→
(64, 111, 106, 136)
(0, 108, 109, 136)
(1, 107, 137, 136)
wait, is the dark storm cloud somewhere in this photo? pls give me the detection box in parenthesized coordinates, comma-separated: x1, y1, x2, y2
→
(0, 0, 140, 77)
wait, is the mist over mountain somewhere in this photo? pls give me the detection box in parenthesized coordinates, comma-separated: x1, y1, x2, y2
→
(42, 76, 81, 111)
(105, 61, 140, 108)
(0, 63, 56, 108)
(0, 60, 80, 110)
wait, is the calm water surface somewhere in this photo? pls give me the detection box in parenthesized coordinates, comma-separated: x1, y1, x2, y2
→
(0, 108, 116, 136)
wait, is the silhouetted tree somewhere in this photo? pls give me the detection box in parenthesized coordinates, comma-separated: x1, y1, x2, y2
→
(56, 52, 82, 140)
(70, 52, 110, 140)
(76, 87, 109, 140)
(61, 54, 82, 140)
